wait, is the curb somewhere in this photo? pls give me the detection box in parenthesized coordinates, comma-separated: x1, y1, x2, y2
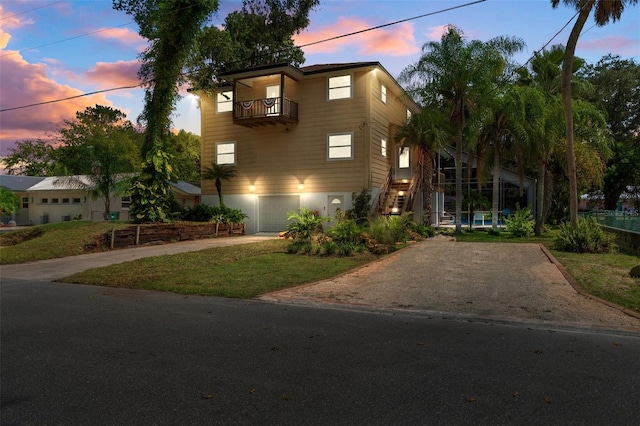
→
(538, 243, 640, 321)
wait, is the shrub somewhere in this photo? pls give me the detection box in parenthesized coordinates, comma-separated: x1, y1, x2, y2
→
(182, 204, 218, 222)
(487, 228, 501, 237)
(338, 241, 357, 256)
(553, 216, 617, 253)
(410, 222, 434, 238)
(329, 218, 361, 244)
(630, 265, 640, 279)
(345, 189, 371, 224)
(285, 207, 329, 242)
(322, 240, 338, 255)
(505, 205, 534, 238)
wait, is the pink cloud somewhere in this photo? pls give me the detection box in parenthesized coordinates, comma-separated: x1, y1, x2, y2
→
(0, 52, 111, 155)
(85, 60, 141, 89)
(295, 17, 419, 56)
(93, 26, 147, 50)
(578, 35, 640, 56)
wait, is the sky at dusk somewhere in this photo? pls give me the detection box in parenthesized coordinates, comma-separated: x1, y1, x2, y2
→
(1, 0, 638, 158)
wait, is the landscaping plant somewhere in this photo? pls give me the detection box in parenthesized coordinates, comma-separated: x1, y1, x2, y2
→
(504, 204, 535, 238)
(554, 215, 617, 253)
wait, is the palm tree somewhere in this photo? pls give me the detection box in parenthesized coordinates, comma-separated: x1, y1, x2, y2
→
(550, 0, 638, 225)
(202, 162, 237, 206)
(394, 107, 449, 225)
(399, 25, 524, 234)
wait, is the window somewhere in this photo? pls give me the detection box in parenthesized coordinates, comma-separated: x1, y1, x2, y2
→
(327, 133, 353, 160)
(22, 197, 28, 208)
(121, 196, 131, 209)
(72, 198, 81, 204)
(216, 90, 233, 113)
(62, 198, 70, 204)
(381, 138, 387, 157)
(328, 75, 352, 100)
(51, 198, 59, 204)
(381, 84, 387, 103)
(216, 141, 236, 165)
(41, 198, 48, 204)
(398, 147, 410, 169)
(406, 109, 412, 122)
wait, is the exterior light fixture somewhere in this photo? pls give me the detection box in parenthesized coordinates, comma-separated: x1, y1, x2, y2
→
(392, 207, 399, 213)
(398, 191, 404, 196)
(298, 183, 304, 191)
(249, 185, 256, 192)
(402, 179, 409, 183)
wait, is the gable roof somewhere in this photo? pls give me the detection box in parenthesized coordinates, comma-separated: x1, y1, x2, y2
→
(0, 175, 45, 191)
(168, 180, 201, 196)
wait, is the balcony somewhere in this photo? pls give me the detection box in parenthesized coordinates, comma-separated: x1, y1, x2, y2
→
(233, 97, 298, 128)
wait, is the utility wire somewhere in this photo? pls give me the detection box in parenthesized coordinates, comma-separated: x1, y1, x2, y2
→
(2, 0, 591, 113)
(1, 21, 136, 58)
(1, 0, 488, 113)
(0, 1, 64, 21)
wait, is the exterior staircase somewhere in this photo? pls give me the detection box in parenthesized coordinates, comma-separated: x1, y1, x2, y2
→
(380, 180, 412, 215)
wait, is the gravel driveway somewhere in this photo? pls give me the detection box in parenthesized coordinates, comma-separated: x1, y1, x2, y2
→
(261, 236, 640, 332)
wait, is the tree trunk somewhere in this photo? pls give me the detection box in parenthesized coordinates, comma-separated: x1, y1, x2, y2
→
(562, 0, 594, 226)
(534, 160, 546, 236)
(455, 127, 463, 234)
(491, 147, 500, 230)
(423, 148, 434, 225)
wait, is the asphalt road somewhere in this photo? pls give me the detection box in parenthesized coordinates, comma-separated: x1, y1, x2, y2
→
(2, 277, 640, 425)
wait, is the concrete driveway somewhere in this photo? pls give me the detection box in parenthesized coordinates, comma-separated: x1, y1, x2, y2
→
(260, 236, 640, 332)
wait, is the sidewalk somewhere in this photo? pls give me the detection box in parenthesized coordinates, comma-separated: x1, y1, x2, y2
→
(1, 234, 276, 281)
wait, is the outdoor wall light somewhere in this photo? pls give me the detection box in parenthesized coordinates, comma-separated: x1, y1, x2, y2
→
(249, 185, 256, 192)
(398, 191, 405, 196)
(298, 183, 304, 191)
(392, 207, 399, 213)
(402, 179, 409, 183)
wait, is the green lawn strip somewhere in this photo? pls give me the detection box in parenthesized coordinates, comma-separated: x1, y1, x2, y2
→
(0, 221, 129, 264)
(549, 249, 640, 313)
(60, 239, 378, 298)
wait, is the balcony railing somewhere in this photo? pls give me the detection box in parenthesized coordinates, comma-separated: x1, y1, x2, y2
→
(233, 97, 299, 127)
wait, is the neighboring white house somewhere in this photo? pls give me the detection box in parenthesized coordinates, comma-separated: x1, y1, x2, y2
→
(0, 175, 200, 226)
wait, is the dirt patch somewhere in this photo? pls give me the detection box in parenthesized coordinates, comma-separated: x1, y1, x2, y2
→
(261, 236, 640, 331)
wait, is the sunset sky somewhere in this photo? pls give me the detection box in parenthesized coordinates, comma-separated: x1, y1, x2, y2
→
(1, 0, 638, 158)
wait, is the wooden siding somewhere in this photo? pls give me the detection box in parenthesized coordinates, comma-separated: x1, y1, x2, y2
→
(201, 65, 418, 199)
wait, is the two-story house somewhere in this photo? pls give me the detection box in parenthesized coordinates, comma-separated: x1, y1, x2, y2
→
(199, 62, 433, 234)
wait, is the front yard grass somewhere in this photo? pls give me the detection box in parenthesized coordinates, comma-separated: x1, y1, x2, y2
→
(61, 239, 378, 298)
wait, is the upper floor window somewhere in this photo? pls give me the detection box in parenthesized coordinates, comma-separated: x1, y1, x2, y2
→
(121, 196, 131, 209)
(327, 133, 353, 160)
(22, 197, 28, 208)
(41, 198, 48, 204)
(216, 141, 236, 165)
(406, 109, 412, 122)
(51, 198, 59, 204)
(381, 138, 387, 157)
(62, 198, 70, 204)
(381, 85, 387, 103)
(216, 90, 233, 113)
(72, 198, 81, 204)
(328, 75, 352, 100)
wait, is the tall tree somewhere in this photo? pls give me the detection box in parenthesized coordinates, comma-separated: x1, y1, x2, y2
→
(53, 105, 142, 220)
(187, 0, 319, 93)
(399, 25, 524, 234)
(113, 0, 218, 222)
(2, 139, 57, 176)
(394, 107, 450, 225)
(550, 0, 638, 225)
(578, 55, 640, 210)
(164, 130, 202, 185)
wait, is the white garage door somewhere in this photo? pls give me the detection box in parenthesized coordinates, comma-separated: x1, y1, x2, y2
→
(259, 195, 300, 232)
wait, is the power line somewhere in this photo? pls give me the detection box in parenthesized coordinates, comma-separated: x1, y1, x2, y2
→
(1, 0, 488, 113)
(0, 21, 136, 58)
(0, 1, 64, 21)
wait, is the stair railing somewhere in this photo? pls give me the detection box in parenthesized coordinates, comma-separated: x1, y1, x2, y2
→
(371, 166, 393, 216)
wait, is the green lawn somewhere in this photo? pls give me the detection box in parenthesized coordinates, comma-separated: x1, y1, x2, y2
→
(2, 222, 638, 311)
